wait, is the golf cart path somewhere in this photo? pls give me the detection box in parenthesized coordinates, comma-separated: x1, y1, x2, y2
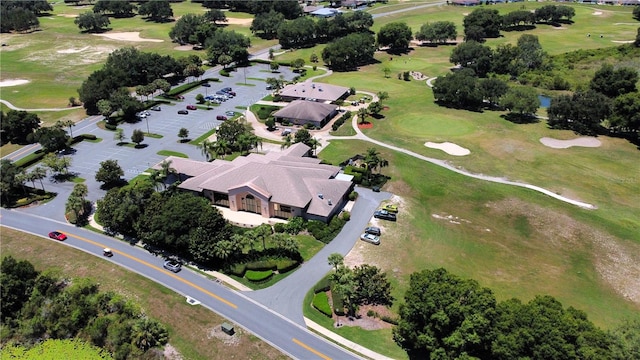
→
(0, 99, 82, 112)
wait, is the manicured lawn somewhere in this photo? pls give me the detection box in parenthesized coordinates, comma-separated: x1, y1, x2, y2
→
(157, 150, 188, 158)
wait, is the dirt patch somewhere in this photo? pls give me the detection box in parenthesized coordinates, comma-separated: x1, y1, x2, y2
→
(208, 324, 242, 346)
(551, 27, 568, 30)
(93, 32, 163, 42)
(57, 46, 89, 54)
(174, 45, 193, 51)
(485, 198, 640, 305)
(57, 13, 78, 18)
(611, 40, 635, 44)
(163, 344, 183, 360)
(592, 11, 603, 15)
(358, 122, 373, 129)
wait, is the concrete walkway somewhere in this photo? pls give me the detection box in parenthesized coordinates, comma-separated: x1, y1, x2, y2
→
(0, 99, 83, 112)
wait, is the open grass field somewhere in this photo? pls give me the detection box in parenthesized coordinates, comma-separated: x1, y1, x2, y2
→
(0, 227, 288, 360)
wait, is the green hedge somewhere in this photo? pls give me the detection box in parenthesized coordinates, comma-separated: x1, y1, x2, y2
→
(306, 216, 347, 244)
(81, 134, 97, 140)
(245, 269, 273, 282)
(273, 223, 286, 233)
(105, 123, 118, 131)
(332, 111, 352, 131)
(219, 69, 230, 77)
(14, 151, 45, 168)
(314, 274, 332, 293)
(381, 315, 399, 325)
(246, 259, 277, 271)
(331, 283, 345, 316)
(8, 193, 54, 208)
(229, 263, 246, 277)
(275, 258, 299, 273)
(313, 292, 333, 318)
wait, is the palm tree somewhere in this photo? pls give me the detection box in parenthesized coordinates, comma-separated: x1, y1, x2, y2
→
(57, 119, 75, 137)
(328, 253, 344, 272)
(66, 194, 84, 221)
(149, 170, 164, 191)
(364, 147, 381, 180)
(213, 240, 234, 261)
(272, 233, 298, 254)
(237, 133, 252, 155)
(159, 160, 177, 183)
(14, 170, 28, 194)
(357, 107, 369, 124)
(280, 134, 292, 150)
(212, 139, 230, 159)
(132, 318, 168, 352)
(309, 138, 322, 156)
(197, 139, 214, 161)
(31, 167, 47, 191)
(254, 224, 273, 250)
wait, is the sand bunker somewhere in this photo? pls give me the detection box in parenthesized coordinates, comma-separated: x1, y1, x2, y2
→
(57, 46, 89, 54)
(0, 79, 30, 87)
(58, 14, 78, 18)
(226, 18, 252, 25)
(592, 11, 603, 15)
(93, 32, 163, 42)
(540, 137, 601, 149)
(425, 141, 470, 156)
(552, 27, 568, 30)
(612, 40, 635, 44)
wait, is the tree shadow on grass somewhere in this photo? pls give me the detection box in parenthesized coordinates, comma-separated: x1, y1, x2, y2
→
(99, 179, 129, 191)
(501, 113, 540, 124)
(134, 144, 148, 149)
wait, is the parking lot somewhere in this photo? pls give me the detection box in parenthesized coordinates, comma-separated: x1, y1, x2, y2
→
(38, 64, 298, 204)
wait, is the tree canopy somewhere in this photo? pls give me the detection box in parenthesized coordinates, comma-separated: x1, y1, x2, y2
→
(548, 90, 611, 135)
(450, 41, 493, 77)
(0, 110, 41, 144)
(377, 22, 413, 50)
(463, 8, 502, 42)
(74, 11, 110, 33)
(322, 32, 376, 71)
(138, 0, 173, 23)
(95, 159, 124, 187)
(432, 68, 483, 110)
(589, 63, 639, 98)
(415, 21, 457, 44)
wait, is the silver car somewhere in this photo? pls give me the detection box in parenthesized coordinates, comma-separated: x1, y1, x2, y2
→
(163, 260, 182, 273)
(360, 233, 380, 245)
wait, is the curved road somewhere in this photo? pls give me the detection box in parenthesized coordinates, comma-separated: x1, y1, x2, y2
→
(0, 208, 363, 360)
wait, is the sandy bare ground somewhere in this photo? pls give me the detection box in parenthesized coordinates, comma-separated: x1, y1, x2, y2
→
(425, 141, 470, 156)
(0, 79, 30, 87)
(174, 45, 193, 51)
(57, 46, 89, 54)
(539, 137, 601, 149)
(93, 32, 163, 42)
(58, 13, 78, 18)
(225, 18, 253, 25)
(612, 40, 635, 44)
(552, 27, 568, 30)
(592, 11, 603, 15)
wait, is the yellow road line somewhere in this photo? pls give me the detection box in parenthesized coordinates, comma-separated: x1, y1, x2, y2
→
(293, 338, 332, 360)
(66, 231, 237, 309)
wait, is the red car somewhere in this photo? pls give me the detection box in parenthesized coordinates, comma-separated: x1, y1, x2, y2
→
(216, 115, 228, 121)
(48, 231, 67, 241)
(186, 105, 197, 110)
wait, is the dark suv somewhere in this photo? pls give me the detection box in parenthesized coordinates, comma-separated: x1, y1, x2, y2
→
(365, 226, 381, 236)
(374, 209, 396, 221)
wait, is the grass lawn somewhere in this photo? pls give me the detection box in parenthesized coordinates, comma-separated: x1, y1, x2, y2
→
(0, 227, 288, 360)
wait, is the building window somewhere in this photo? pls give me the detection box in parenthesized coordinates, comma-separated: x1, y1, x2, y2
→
(242, 194, 259, 214)
(274, 204, 292, 219)
(213, 192, 229, 207)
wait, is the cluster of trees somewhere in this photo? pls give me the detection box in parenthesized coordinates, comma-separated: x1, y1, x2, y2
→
(415, 21, 457, 44)
(168, 10, 226, 45)
(65, 183, 91, 224)
(198, 0, 302, 20)
(278, 128, 322, 155)
(322, 33, 376, 71)
(327, 253, 393, 316)
(1, 256, 169, 359)
(197, 119, 262, 161)
(74, 0, 177, 32)
(78, 47, 193, 115)
(548, 63, 639, 135)
(96, 184, 302, 268)
(393, 268, 639, 360)
(0, 112, 74, 151)
(463, 6, 575, 42)
(0, 0, 51, 33)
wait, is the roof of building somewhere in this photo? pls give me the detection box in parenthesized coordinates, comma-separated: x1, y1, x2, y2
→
(279, 82, 349, 102)
(157, 146, 350, 217)
(311, 8, 340, 16)
(273, 100, 338, 123)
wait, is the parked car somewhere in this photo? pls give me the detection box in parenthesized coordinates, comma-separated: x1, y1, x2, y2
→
(216, 115, 228, 121)
(374, 209, 396, 221)
(163, 260, 182, 273)
(222, 87, 232, 92)
(372, 186, 381, 192)
(365, 226, 381, 236)
(360, 233, 380, 245)
(281, 129, 291, 136)
(186, 104, 197, 110)
(382, 204, 398, 213)
(178, 110, 189, 115)
(202, 83, 211, 87)
(151, 106, 161, 111)
(225, 111, 236, 117)
(266, 85, 274, 90)
(48, 231, 67, 241)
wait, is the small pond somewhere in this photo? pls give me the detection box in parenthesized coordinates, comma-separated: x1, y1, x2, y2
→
(538, 95, 551, 108)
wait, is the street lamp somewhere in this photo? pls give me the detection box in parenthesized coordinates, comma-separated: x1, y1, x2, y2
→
(145, 116, 150, 135)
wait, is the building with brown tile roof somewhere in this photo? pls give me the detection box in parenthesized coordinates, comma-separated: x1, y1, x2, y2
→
(273, 100, 339, 128)
(155, 143, 353, 223)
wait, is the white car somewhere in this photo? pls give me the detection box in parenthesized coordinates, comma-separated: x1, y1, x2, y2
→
(360, 233, 380, 245)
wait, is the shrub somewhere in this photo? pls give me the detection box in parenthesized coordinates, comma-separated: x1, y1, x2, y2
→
(275, 258, 299, 273)
(285, 216, 305, 235)
(273, 223, 286, 233)
(313, 292, 333, 317)
(229, 263, 246, 277)
(246, 260, 277, 271)
(348, 191, 358, 201)
(331, 285, 345, 316)
(245, 269, 273, 282)
(381, 315, 399, 325)
(14, 151, 45, 168)
(220, 69, 230, 77)
(367, 309, 376, 317)
(82, 134, 97, 140)
(314, 274, 332, 293)
(341, 211, 350, 221)
(105, 123, 118, 131)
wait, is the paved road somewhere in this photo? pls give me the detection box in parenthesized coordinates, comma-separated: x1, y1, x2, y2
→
(0, 208, 363, 360)
(248, 187, 391, 325)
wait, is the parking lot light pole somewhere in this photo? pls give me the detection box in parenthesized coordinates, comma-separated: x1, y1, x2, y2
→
(145, 116, 150, 135)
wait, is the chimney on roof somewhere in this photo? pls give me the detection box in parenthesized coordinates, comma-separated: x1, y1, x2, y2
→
(318, 193, 324, 199)
(312, 83, 315, 88)
(328, 199, 332, 205)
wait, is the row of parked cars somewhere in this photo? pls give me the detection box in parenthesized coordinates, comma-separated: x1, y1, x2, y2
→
(360, 204, 399, 245)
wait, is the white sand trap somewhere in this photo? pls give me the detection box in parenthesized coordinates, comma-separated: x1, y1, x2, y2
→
(94, 32, 163, 42)
(593, 11, 603, 15)
(612, 40, 634, 44)
(552, 27, 567, 30)
(225, 18, 253, 25)
(0, 79, 30, 87)
(425, 142, 470, 156)
(58, 14, 78, 18)
(57, 46, 89, 54)
(540, 137, 601, 149)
